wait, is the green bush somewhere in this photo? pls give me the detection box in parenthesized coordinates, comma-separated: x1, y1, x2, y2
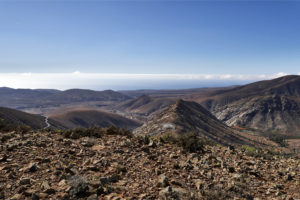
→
(240, 145, 261, 157)
(16, 125, 31, 134)
(160, 132, 209, 153)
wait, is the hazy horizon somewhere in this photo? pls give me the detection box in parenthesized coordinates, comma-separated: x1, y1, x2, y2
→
(0, 72, 297, 90)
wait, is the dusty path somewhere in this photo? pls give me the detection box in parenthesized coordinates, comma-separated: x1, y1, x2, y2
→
(43, 115, 51, 129)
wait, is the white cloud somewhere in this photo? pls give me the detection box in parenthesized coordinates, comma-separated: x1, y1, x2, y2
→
(72, 71, 81, 75)
(0, 72, 294, 90)
(276, 72, 289, 77)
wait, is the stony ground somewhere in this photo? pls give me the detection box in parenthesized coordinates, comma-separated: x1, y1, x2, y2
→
(0, 130, 300, 200)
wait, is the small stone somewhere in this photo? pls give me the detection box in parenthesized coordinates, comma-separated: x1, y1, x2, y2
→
(31, 193, 40, 200)
(159, 186, 189, 200)
(193, 179, 203, 190)
(144, 136, 150, 145)
(87, 194, 98, 200)
(24, 189, 35, 196)
(44, 188, 56, 195)
(37, 193, 48, 198)
(24, 163, 38, 173)
(228, 166, 235, 173)
(41, 181, 50, 190)
(286, 174, 293, 181)
(68, 176, 89, 197)
(0, 191, 4, 199)
(157, 174, 169, 187)
(20, 178, 31, 185)
(148, 140, 157, 148)
(58, 179, 67, 187)
(100, 177, 109, 185)
(11, 193, 23, 200)
(244, 194, 254, 200)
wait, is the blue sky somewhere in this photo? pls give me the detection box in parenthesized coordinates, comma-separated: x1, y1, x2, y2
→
(0, 1, 299, 89)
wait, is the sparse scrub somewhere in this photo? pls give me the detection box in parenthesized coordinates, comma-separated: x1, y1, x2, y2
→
(0, 118, 31, 133)
(260, 132, 289, 147)
(15, 125, 31, 134)
(61, 126, 132, 139)
(159, 132, 211, 153)
(240, 145, 261, 157)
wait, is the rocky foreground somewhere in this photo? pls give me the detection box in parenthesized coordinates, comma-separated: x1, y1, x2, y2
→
(0, 130, 300, 200)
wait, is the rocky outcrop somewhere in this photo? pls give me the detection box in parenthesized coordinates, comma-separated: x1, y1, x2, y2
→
(200, 75, 300, 135)
(212, 95, 300, 135)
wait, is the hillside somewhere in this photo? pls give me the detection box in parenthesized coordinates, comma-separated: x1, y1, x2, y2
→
(198, 75, 300, 135)
(133, 100, 276, 147)
(114, 95, 175, 117)
(49, 108, 141, 129)
(0, 107, 50, 129)
(0, 128, 299, 199)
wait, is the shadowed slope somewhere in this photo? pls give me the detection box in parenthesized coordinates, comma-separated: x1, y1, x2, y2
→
(0, 107, 49, 129)
(49, 108, 141, 130)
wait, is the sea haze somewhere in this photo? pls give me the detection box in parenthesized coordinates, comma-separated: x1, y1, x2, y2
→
(0, 72, 290, 90)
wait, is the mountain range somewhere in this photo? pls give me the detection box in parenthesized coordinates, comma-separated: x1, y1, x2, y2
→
(1, 75, 300, 147)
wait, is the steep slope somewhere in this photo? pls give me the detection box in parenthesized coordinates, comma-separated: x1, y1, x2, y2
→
(0, 107, 51, 129)
(199, 75, 300, 135)
(114, 95, 175, 116)
(134, 100, 263, 146)
(49, 108, 141, 129)
(214, 95, 300, 134)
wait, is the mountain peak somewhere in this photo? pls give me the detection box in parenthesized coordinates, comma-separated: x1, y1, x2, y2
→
(134, 100, 250, 146)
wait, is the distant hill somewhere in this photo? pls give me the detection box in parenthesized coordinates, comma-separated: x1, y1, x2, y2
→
(199, 75, 300, 135)
(119, 87, 232, 98)
(43, 89, 131, 104)
(134, 100, 261, 146)
(0, 87, 60, 98)
(0, 87, 60, 109)
(114, 95, 175, 116)
(0, 87, 131, 110)
(49, 108, 142, 130)
(0, 107, 52, 129)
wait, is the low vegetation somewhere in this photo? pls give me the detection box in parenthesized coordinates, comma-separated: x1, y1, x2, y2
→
(60, 126, 132, 139)
(260, 131, 300, 147)
(158, 131, 214, 153)
(0, 118, 31, 134)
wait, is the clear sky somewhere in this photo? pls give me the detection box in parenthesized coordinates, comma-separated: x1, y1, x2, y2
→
(0, 0, 299, 89)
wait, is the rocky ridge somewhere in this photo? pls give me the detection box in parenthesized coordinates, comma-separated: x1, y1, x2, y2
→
(133, 100, 277, 147)
(0, 129, 299, 199)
